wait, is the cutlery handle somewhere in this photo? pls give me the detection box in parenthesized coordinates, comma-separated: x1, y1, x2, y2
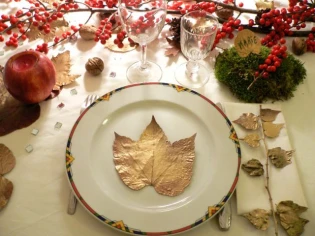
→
(67, 191, 78, 215)
(218, 200, 232, 231)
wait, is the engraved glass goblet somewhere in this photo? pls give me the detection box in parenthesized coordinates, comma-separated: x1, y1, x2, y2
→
(118, 0, 167, 83)
(175, 10, 218, 89)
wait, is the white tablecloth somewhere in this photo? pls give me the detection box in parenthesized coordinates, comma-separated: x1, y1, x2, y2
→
(0, 1, 314, 236)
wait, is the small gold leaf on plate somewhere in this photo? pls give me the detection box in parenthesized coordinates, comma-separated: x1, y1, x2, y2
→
(260, 108, 281, 122)
(277, 201, 309, 236)
(0, 144, 16, 175)
(240, 133, 260, 147)
(243, 209, 270, 230)
(0, 176, 13, 210)
(242, 159, 264, 176)
(113, 116, 196, 197)
(262, 122, 284, 138)
(51, 50, 80, 88)
(268, 147, 293, 168)
(234, 29, 261, 58)
(233, 113, 259, 130)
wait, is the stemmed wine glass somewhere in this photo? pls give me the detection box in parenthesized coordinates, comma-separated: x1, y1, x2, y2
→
(118, 0, 167, 83)
(175, 10, 218, 89)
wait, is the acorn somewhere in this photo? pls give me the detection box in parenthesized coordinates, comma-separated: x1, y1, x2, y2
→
(292, 37, 307, 55)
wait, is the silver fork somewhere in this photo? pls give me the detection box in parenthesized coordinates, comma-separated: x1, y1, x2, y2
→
(216, 102, 233, 231)
(67, 94, 99, 215)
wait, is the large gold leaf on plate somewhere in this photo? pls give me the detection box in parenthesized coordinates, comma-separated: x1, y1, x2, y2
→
(113, 116, 196, 197)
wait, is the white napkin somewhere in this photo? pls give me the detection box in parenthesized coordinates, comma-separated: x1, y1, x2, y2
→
(223, 102, 308, 215)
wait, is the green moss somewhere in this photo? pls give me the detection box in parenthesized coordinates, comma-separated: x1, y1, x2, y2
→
(214, 46, 306, 103)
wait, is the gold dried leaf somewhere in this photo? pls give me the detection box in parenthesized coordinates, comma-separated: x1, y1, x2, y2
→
(0, 144, 16, 175)
(234, 29, 261, 57)
(260, 108, 281, 122)
(165, 47, 180, 57)
(241, 159, 264, 176)
(0, 176, 13, 210)
(268, 147, 293, 168)
(243, 209, 270, 230)
(277, 201, 309, 236)
(241, 133, 260, 147)
(113, 116, 196, 197)
(105, 35, 137, 52)
(256, 0, 274, 10)
(262, 122, 284, 138)
(233, 113, 259, 130)
(51, 51, 80, 87)
(27, 19, 68, 42)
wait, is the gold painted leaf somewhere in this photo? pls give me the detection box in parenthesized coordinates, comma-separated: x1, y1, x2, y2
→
(262, 122, 284, 138)
(243, 209, 270, 230)
(113, 116, 196, 197)
(268, 147, 293, 168)
(27, 18, 68, 42)
(0, 176, 13, 210)
(277, 201, 309, 236)
(260, 108, 281, 122)
(241, 159, 264, 176)
(233, 113, 259, 130)
(256, 0, 274, 10)
(0, 144, 16, 175)
(51, 51, 80, 88)
(241, 133, 260, 147)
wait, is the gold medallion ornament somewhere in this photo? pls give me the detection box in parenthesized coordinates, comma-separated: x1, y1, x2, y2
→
(234, 29, 261, 58)
(113, 116, 196, 197)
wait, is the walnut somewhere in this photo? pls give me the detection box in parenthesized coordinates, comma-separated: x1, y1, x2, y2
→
(85, 57, 104, 76)
(79, 25, 97, 40)
(292, 37, 307, 56)
(215, 7, 234, 20)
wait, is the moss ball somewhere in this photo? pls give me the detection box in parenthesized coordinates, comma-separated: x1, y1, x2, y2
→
(214, 46, 306, 103)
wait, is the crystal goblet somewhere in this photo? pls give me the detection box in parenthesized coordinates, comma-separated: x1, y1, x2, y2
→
(118, 0, 167, 83)
(175, 10, 218, 89)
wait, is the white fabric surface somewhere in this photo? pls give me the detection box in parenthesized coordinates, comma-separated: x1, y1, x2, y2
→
(223, 103, 308, 215)
(0, 1, 315, 236)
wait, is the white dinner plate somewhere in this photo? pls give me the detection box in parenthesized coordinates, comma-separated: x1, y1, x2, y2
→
(65, 82, 241, 235)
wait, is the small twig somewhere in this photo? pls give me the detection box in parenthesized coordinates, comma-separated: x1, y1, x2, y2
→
(259, 105, 279, 236)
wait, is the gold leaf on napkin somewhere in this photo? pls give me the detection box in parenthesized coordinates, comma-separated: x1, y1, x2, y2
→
(233, 113, 259, 130)
(113, 116, 196, 197)
(0, 144, 16, 175)
(268, 147, 293, 168)
(0, 176, 13, 210)
(277, 201, 309, 236)
(241, 159, 264, 176)
(240, 133, 261, 147)
(262, 122, 284, 138)
(51, 51, 80, 90)
(260, 108, 281, 122)
(243, 209, 270, 230)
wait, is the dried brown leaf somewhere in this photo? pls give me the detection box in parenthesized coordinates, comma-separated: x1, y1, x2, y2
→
(0, 75, 40, 136)
(0, 176, 13, 210)
(263, 122, 284, 138)
(165, 47, 180, 57)
(243, 209, 270, 230)
(268, 147, 293, 168)
(113, 116, 196, 197)
(233, 113, 259, 130)
(51, 51, 80, 87)
(0, 144, 16, 175)
(241, 159, 264, 176)
(277, 201, 309, 236)
(241, 133, 260, 147)
(260, 108, 281, 122)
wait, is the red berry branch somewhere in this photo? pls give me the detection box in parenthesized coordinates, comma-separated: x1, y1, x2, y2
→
(1, 0, 315, 88)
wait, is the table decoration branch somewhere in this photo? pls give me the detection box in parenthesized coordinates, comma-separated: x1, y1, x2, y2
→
(233, 106, 309, 235)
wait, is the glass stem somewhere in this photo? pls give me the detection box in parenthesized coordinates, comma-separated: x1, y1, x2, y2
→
(186, 60, 200, 81)
(140, 44, 147, 70)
